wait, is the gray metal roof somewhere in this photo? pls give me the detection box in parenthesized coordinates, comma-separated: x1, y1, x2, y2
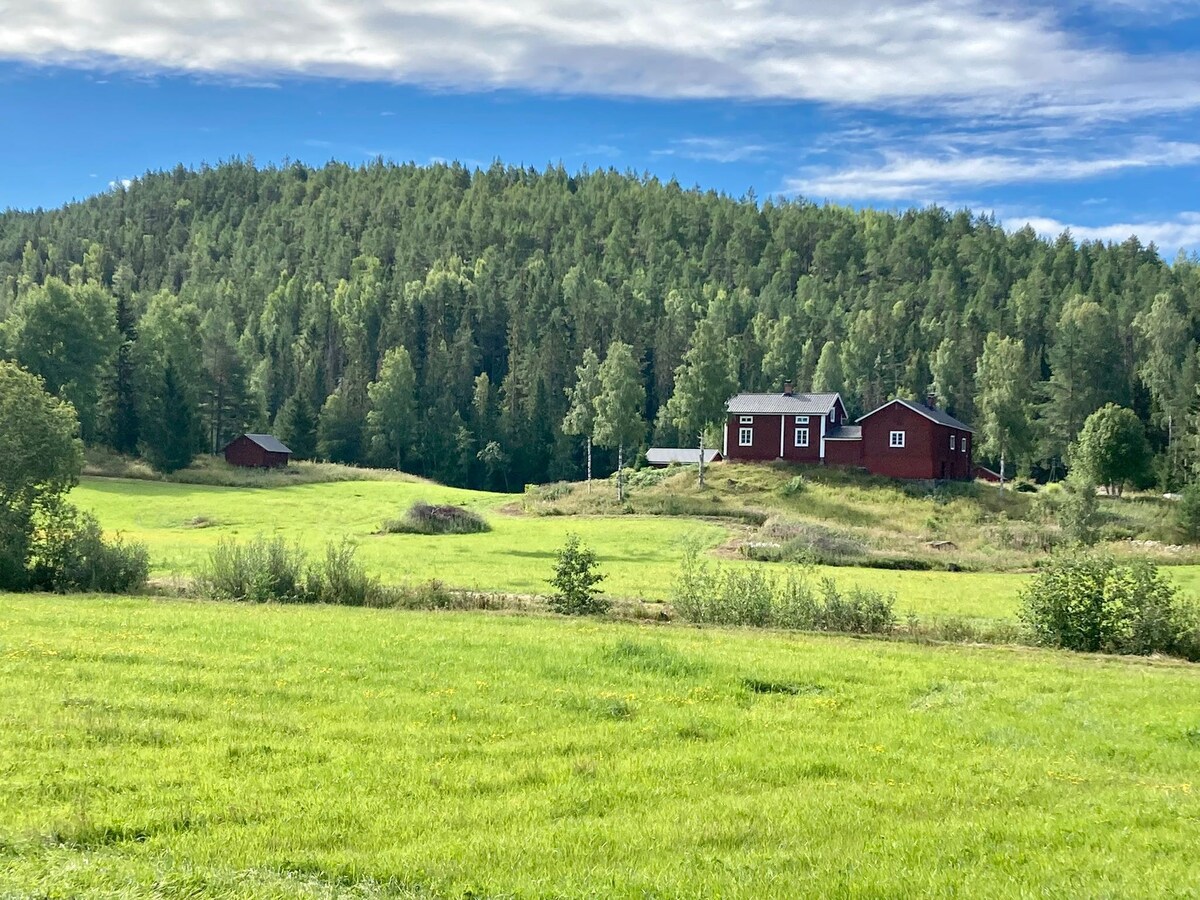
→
(242, 433, 293, 454)
(825, 425, 862, 440)
(645, 448, 722, 465)
(857, 399, 973, 433)
(726, 392, 841, 415)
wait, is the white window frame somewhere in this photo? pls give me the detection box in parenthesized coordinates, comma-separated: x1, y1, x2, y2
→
(739, 415, 754, 425)
(889, 430, 906, 448)
(794, 427, 809, 448)
(950, 435, 956, 450)
(795, 415, 809, 424)
(830, 409, 836, 422)
(962, 438, 967, 454)
(739, 427, 754, 447)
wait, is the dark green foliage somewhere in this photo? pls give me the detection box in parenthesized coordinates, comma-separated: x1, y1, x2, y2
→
(139, 361, 196, 473)
(1, 159, 1198, 487)
(1176, 483, 1200, 542)
(1020, 550, 1200, 660)
(382, 502, 490, 535)
(1058, 475, 1101, 545)
(26, 503, 150, 594)
(549, 533, 607, 615)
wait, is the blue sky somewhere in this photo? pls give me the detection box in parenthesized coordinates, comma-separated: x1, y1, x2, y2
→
(4, 1, 1200, 250)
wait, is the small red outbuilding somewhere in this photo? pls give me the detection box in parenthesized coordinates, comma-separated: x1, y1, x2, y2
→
(223, 433, 293, 469)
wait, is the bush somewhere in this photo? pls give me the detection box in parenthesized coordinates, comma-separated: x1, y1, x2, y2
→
(195, 536, 387, 606)
(673, 541, 896, 634)
(1058, 475, 1100, 545)
(382, 502, 490, 535)
(1020, 549, 1200, 660)
(26, 504, 150, 594)
(548, 533, 608, 615)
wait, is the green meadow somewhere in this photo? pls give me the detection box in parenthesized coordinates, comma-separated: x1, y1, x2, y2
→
(72, 476, 1027, 622)
(2, 594, 1198, 897)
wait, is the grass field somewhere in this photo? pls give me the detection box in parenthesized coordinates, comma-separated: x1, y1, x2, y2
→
(2, 594, 1198, 897)
(72, 476, 1028, 622)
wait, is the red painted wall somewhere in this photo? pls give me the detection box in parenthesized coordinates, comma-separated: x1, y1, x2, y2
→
(725, 414, 785, 461)
(861, 404, 971, 480)
(825, 439, 863, 467)
(224, 436, 290, 468)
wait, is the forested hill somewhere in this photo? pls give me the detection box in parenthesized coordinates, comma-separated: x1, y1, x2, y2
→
(2, 159, 1198, 489)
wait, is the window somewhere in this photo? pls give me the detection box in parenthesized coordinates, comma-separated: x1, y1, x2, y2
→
(889, 430, 906, 448)
(951, 435, 956, 450)
(795, 415, 809, 424)
(739, 427, 753, 447)
(794, 428, 809, 448)
(740, 416, 754, 425)
(962, 438, 967, 454)
(830, 410, 836, 422)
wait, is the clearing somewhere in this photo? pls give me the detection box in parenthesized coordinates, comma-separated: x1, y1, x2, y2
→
(2, 595, 1198, 897)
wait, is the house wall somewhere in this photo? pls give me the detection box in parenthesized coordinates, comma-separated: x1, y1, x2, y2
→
(861, 405, 939, 479)
(934, 427, 972, 480)
(780, 414, 824, 463)
(224, 438, 291, 468)
(860, 404, 972, 480)
(825, 439, 863, 467)
(225, 437, 267, 468)
(725, 414, 784, 461)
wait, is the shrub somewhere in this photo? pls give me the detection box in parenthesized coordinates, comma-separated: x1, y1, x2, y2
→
(26, 504, 150, 594)
(672, 541, 895, 634)
(1058, 475, 1100, 546)
(195, 536, 386, 606)
(382, 502, 490, 535)
(548, 533, 608, 615)
(1020, 549, 1199, 660)
(195, 536, 308, 603)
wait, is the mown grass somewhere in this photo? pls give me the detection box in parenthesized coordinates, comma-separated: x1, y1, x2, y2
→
(71, 476, 1028, 622)
(2, 595, 1198, 897)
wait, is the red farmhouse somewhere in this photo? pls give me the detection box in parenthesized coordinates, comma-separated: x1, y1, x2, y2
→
(724, 386, 973, 480)
(223, 433, 293, 469)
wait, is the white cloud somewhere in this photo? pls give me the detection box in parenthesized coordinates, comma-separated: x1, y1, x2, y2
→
(788, 140, 1200, 202)
(1006, 212, 1200, 250)
(2, 1, 1199, 116)
(654, 137, 772, 164)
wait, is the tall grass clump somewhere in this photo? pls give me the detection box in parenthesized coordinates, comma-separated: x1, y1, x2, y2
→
(1020, 549, 1200, 660)
(195, 536, 388, 606)
(382, 502, 490, 535)
(673, 541, 896, 634)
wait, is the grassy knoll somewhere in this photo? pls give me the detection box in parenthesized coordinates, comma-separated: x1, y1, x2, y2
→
(527, 463, 1190, 570)
(72, 476, 1025, 622)
(3, 594, 1198, 897)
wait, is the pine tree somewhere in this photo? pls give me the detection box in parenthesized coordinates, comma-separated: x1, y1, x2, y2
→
(140, 361, 197, 474)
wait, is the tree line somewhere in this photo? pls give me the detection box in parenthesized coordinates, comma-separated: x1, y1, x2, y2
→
(1, 158, 1198, 490)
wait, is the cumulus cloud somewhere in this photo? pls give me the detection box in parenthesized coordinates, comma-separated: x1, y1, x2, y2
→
(1005, 212, 1200, 250)
(2, 0, 1199, 116)
(788, 140, 1200, 202)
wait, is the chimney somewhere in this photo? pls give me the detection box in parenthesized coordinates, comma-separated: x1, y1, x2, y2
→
(925, 392, 937, 410)
(783, 381, 794, 397)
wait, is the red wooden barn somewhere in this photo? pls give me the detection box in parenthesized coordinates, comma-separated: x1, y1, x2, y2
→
(724, 386, 973, 481)
(223, 433, 293, 468)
